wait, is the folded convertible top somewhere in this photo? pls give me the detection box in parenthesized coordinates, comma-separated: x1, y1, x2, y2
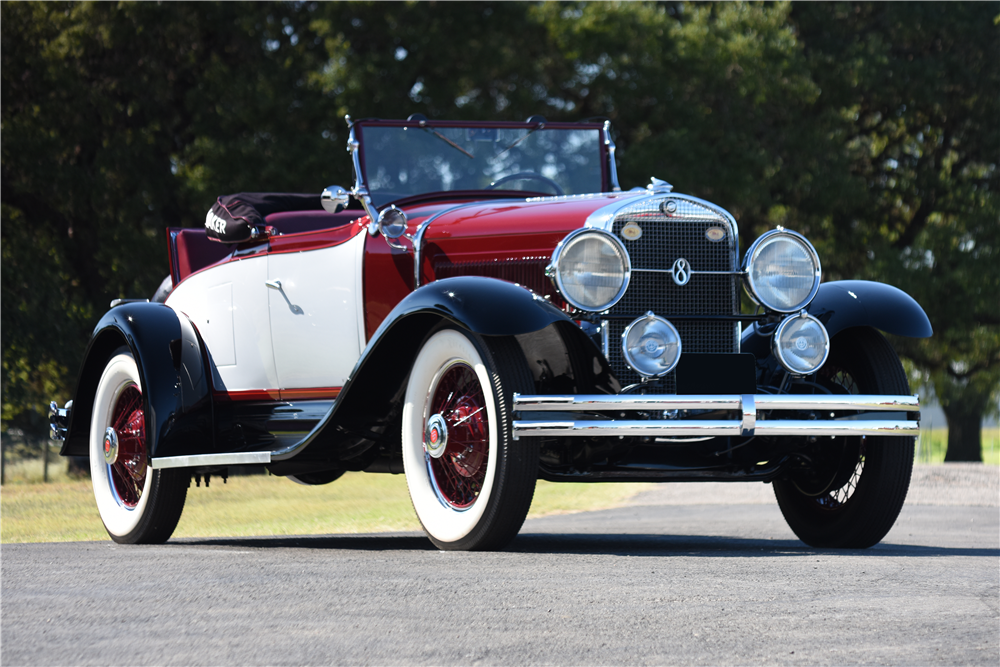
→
(204, 192, 323, 243)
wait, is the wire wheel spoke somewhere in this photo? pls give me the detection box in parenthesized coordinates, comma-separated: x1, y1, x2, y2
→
(108, 384, 147, 509)
(427, 363, 489, 509)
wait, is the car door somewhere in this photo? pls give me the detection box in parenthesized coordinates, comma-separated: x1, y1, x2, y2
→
(266, 228, 368, 396)
(166, 250, 279, 394)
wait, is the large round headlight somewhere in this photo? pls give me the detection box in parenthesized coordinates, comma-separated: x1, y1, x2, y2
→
(743, 229, 821, 313)
(548, 229, 630, 312)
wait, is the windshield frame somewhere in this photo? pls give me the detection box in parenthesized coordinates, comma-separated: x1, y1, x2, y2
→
(351, 118, 613, 209)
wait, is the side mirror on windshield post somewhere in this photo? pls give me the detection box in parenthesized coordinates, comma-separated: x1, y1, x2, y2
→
(321, 186, 350, 213)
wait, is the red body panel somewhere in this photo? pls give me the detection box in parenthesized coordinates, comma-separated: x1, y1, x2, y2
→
(267, 218, 367, 255)
(361, 195, 621, 336)
(214, 387, 341, 402)
(170, 195, 617, 345)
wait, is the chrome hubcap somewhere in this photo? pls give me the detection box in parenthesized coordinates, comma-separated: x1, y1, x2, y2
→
(425, 414, 448, 459)
(103, 427, 119, 465)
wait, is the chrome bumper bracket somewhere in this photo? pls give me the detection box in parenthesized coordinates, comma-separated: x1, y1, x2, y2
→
(49, 401, 72, 441)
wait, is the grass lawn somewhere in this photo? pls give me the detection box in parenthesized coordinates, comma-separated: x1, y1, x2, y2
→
(0, 470, 649, 544)
(3, 426, 996, 544)
(916, 427, 1000, 465)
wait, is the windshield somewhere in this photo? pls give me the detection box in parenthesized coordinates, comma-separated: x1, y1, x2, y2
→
(357, 123, 605, 207)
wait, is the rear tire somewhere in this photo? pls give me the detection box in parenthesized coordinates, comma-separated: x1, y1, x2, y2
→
(402, 328, 538, 551)
(90, 349, 189, 544)
(773, 327, 914, 548)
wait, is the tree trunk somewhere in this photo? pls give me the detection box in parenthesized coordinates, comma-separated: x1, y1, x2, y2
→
(942, 406, 983, 462)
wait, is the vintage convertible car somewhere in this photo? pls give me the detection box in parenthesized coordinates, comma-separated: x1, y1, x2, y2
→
(51, 116, 931, 551)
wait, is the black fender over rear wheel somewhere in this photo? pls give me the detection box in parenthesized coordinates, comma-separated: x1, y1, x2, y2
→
(773, 327, 915, 549)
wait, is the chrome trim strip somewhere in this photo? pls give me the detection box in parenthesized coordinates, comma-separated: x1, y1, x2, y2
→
(632, 268, 743, 276)
(513, 419, 918, 438)
(412, 201, 493, 287)
(149, 452, 271, 469)
(524, 192, 634, 203)
(513, 393, 920, 412)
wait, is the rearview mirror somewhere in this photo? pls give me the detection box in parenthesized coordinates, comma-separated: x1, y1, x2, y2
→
(321, 185, 350, 213)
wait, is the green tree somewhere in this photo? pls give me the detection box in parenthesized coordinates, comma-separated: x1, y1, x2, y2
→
(1, 1, 336, 434)
(792, 2, 1000, 460)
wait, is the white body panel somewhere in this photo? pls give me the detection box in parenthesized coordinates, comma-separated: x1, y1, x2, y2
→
(166, 254, 278, 391)
(268, 229, 367, 389)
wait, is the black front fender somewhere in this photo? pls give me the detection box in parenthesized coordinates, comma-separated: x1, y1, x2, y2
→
(61, 302, 213, 458)
(741, 279, 932, 363)
(280, 277, 577, 461)
(806, 280, 932, 338)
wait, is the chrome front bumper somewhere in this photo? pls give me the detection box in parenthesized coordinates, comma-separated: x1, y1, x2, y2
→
(512, 393, 919, 439)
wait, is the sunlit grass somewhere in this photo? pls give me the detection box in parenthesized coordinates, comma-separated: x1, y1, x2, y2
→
(916, 427, 1000, 465)
(3, 426, 997, 544)
(0, 472, 648, 544)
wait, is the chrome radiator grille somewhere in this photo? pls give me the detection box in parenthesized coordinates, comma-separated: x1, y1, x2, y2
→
(604, 196, 741, 389)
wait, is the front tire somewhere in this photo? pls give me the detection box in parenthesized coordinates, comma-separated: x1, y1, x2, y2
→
(773, 327, 915, 548)
(402, 328, 538, 551)
(90, 349, 189, 544)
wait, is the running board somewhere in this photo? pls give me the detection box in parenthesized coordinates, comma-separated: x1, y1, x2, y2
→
(150, 452, 271, 469)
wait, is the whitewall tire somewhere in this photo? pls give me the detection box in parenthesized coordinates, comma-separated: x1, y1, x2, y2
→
(90, 349, 188, 544)
(402, 328, 537, 550)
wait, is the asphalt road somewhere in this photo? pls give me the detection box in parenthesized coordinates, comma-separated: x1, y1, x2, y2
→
(3, 465, 998, 666)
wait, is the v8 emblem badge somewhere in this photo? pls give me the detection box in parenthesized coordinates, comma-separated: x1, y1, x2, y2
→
(671, 258, 691, 286)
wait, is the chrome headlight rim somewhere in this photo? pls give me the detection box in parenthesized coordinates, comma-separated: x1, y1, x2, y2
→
(742, 228, 822, 314)
(547, 228, 631, 312)
(771, 312, 830, 376)
(620, 312, 682, 378)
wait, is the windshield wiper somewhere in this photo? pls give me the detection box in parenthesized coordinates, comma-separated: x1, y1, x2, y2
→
(423, 128, 474, 159)
(494, 121, 545, 160)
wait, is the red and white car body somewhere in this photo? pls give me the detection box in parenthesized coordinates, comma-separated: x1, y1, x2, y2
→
(52, 117, 932, 550)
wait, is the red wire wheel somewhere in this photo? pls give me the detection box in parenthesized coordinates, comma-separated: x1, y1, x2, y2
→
(426, 362, 490, 509)
(106, 384, 147, 509)
(91, 350, 189, 544)
(402, 328, 539, 550)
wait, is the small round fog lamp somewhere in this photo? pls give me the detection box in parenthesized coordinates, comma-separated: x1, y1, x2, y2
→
(772, 312, 830, 375)
(622, 312, 682, 378)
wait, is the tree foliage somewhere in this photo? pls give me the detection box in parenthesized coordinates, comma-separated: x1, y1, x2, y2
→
(792, 2, 1000, 460)
(2, 1, 997, 459)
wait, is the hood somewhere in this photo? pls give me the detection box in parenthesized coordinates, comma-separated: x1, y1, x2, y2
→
(412, 193, 637, 262)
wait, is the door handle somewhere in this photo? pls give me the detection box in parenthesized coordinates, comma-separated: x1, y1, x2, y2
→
(265, 280, 282, 290)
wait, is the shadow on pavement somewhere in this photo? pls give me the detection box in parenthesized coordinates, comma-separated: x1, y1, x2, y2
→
(169, 532, 999, 558)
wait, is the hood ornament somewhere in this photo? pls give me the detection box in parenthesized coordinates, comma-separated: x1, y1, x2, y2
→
(647, 177, 674, 194)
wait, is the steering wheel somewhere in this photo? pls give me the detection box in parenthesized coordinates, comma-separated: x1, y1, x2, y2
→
(486, 172, 565, 196)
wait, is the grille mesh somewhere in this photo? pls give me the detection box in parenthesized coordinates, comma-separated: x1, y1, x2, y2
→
(606, 197, 740, 389)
